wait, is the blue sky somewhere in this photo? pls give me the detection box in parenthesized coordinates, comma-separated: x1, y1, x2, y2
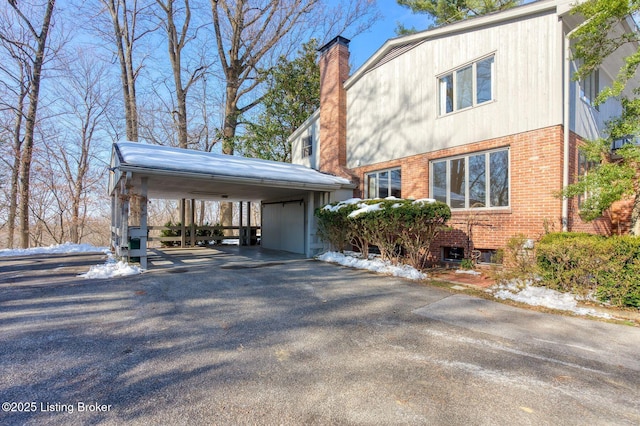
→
(347, 2, 432, 70)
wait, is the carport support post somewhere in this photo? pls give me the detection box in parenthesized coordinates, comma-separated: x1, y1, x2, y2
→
(247, 202, 251, 245)
(305, 192, 314, 257)
(190, 199, 196, 247)
(180, 199, 186, 248)
(139, 177, 148, 269)
(239, 202, 244, 245)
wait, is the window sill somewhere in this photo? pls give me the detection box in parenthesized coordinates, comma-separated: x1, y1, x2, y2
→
(450, 207, 511, 215)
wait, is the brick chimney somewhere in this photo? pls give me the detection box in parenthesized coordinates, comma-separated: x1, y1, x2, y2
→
(318, 36, 350, 177)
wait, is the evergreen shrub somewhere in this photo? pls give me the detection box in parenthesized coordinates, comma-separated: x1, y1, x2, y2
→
(316, 198, 451, 269)
(536, 232, 640, 307)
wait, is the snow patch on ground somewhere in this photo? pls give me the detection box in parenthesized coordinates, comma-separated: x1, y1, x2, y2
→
(0, 242, 143, 279)
(456, 269, 481, 276)
(80, 254, 143, 279)
(491, 279, 611, 319)
(317, 251, 426, 281)
(0, 242, 110, 257)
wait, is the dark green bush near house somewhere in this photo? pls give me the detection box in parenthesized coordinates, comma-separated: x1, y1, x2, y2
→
(160, 221, 224, 247)
(315, 201, 359, 253)
(315, 198, 451, 269)
(160, 221, 181, 247)
(536, 232, 640, 308)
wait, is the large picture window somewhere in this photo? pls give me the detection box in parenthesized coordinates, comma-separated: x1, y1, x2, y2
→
(439, 55, 495, 115)
(431, 148, 509, 209)
(366, 168, 401, 198)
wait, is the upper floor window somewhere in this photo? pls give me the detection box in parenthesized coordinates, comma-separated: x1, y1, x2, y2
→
(302, 135, 313, 158)
(439, 55, 495, 115)
(366, 168, 401, 198)
(430, 148, 509, 209)
(580, 68, 599, 111)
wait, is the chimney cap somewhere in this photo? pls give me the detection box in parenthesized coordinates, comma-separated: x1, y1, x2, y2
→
(318, 35, 351, 55)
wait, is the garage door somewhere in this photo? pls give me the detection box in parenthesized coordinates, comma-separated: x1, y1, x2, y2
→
(261, 201, 305, 254)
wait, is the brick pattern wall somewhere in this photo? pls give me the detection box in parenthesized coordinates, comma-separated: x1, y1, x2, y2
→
(352, 126, 574, 259)
(319, 39, 350, 178)
(567, 132, 631, 235)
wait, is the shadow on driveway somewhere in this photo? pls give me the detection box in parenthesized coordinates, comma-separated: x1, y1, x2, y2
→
(1, 248, 639, 425)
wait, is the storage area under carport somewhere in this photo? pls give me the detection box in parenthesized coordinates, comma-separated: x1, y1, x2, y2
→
(108, 142, 355, 268)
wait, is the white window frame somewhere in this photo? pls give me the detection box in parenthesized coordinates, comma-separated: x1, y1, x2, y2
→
(301, 135, 313, 158)
(429, 148, 510, 210)
(580, 68, 600, 111)
(438, 54, 495, 116)
(365, 168, 402, 199)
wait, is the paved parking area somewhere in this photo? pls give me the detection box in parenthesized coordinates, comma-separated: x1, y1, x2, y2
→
(1, 247, 640, 425)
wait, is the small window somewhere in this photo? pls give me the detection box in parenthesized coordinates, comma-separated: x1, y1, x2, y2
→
(366, 168, 401, 198)
(580, 69, 599, 111)
(474, 249, 502, 264)
(439, 55, 495, 115)
(443, 246, 465, 262)
(302, 135, 313, 158)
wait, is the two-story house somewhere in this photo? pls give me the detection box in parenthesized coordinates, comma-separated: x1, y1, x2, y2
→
(290, 0, 637, 263)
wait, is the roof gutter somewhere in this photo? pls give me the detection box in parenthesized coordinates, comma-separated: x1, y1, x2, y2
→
(113, 163, 355, 192)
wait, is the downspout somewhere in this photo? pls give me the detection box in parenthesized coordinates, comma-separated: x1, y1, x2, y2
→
(562, 16, 596, 232)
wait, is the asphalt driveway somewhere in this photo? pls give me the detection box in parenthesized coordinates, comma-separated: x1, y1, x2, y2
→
(1, 247, 639, 425)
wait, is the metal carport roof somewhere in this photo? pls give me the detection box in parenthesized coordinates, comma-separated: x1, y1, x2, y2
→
(108, 141, 354, 201)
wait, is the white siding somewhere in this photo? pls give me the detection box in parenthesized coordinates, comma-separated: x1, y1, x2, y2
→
(346, 11, 563, 168)
(571, 68, 621, 140)
(290, 111, 320, 168)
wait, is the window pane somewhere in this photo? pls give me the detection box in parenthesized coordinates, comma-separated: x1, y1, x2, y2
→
(439, 74, 453, 114)
(450, 158, 466, 208)
(367, 173, 377, 198)
(476, 56, 494, 104)
(469, 154, 486, 208)
(390, 169, 402, 198)
(456, 66, 473, 110)
(379, 171, 389, 198)
(490, 150, 509, 207)
(432, 161, 447, 203)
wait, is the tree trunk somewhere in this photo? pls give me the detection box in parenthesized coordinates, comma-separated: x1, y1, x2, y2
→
(105, 0, 139, 142)
(15, 0, 56, 249)
(7, 82, 26, 249)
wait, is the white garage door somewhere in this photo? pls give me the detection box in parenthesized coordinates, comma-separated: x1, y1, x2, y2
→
(261, 201, 305, 254)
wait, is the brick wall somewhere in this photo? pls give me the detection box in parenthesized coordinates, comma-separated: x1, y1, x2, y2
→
(352, 126, 570, 258)
(319, 37, 350, 178)
(566, 132, 631, 235)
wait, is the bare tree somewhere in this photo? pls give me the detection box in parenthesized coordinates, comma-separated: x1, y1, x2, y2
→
(53, 50, 115, 243)
(1, 0, 57, 248)
(154, 0, 208, 148)
(0, 51, 28, 248)
(209, 0, 377, 227)
(97, 0, 156, 142)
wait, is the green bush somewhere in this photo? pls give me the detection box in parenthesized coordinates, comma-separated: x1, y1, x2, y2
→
(536, 232, 640, 307)
(160, 221, 224, 247)
(316, 198, 451, 268)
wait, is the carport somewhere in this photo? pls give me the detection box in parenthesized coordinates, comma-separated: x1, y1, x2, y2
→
(108, 142, 354, 268)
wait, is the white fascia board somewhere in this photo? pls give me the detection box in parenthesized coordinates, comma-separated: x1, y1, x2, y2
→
(345, 0, 559, 89)
(115, 163, 353, 192)
(287, 109, 320, 143)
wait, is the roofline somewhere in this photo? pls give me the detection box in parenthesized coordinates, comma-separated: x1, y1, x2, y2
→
(112, 163, 354, 192)
(346, 0, 560, 89)
(287, 108, 320, 142)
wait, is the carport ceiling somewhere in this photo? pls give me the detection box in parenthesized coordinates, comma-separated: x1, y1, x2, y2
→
(110, 142, 353, 202)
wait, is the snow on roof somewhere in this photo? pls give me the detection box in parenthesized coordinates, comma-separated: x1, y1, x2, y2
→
(115, 141, 351, 187)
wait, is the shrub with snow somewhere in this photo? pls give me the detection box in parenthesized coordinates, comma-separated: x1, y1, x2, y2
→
(316, 197, 451, 269)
